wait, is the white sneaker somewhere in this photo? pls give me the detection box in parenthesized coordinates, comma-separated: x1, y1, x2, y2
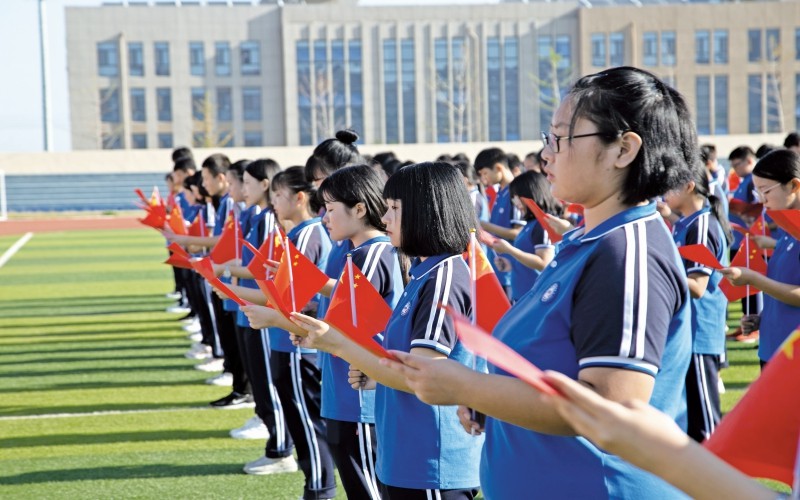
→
(167, 305, 192, 314)
(184, 343, 211, 360)
(195, 357, 225, 372)
(243, 455, 298, 475)
(718, 376, 726, 394)
(183, 319, 202, 333)
(231, 416, 270, 440)
(166, 291, 182, 300)
(206, 372, 233, 386)
(187, 332, 203, 342)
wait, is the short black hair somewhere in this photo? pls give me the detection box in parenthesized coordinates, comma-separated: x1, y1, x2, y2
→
(172, 147, 193, 163)
(567, 67, 695, 204)
(319, 164, 387, 232)
(382, 161, 476, 257)
(728, 146, 755, 162)
(756, 143, 780, 159)
(165, 172, 174, 182)
(202, 153, 231, 177)
(305, 129, 363, 183)
(228, 159, 250, 183)
(173, 156, 196, 174)
(753, 149, 800, 184)
(784, 131, 800, 148)
(508, 171, 563, 221)
(699, 144, 717, 164)
(272, 166, 322, 214)
(474, 147, 509, 172)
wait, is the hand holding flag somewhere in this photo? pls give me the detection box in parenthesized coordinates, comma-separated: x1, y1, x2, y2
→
(520, 197, 563, 243)
(191, 257, 249, 306)
(256, 236, 328, 317)
(767, 209, 800, 241)
(210, 211, 242, 264)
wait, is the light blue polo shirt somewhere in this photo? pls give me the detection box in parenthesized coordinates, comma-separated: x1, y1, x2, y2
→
(487, 185, 521, 288)
(223, 202, 250, 313)
(320, 236, 402, 423)
(729, 173, 755, 251)
(672, 207, 729, 355)
(505, 219, 552, 302)
(481, 202, 691, 499)
(759, 232, 800, 362)
(375, 254, 484, 490)
(236, 207, 274, 328)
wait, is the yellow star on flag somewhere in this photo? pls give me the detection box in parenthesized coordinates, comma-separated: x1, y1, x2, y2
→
(780, 328, 800, 360)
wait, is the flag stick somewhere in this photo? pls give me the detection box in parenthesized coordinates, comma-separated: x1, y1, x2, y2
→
(233, 210, 240, 261)
(744, 235, 751, 318)
(468, 229, 480, 434)
(266, 220, 276, 279)
(285, 237, 297, 313)
(347, 253, 363, 407)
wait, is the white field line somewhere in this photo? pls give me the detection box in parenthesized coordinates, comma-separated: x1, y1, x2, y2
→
(0, 406, 211, 421)
(0, 232, 34, 269)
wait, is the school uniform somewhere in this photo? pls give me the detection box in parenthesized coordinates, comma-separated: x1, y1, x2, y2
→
(269, 217, 336, 500)
(729, 174, 762, 318)
(759, 232, 800, 363)
(376, 254, 484, 498)
(469, 187, 490, 223)
(487, 185, 521, 292)
(673, 207, 728, 442)
(506, 219, 551, 302)
(319, 236, 402, 500)
(236, 207, 293, 458)
(192, 203, 223, 356)
(481, 202, 692, 499)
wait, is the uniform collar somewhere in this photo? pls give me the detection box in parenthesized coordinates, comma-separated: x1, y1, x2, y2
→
(288, 217, 321, 238)
(353, 235, 391, 252)
(674, 205, 711, 232)
(564, 201, 660, 245)
(409, 253, 460, 280)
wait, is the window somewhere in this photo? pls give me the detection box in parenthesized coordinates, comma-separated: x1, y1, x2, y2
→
(796, 29, 800, 61)
(748, 30, 762, 62)
(766, 28, 780, 62)
(131, 133, 147, 149)
(661, 31, 676, 67)
(128, 42, 144, 76)
(332, 40, 346, 132)
(215, 42, 231, 76)
(401, 38, 416, 143)
(217, 87, 232, 122)
(591, 33, 606, 68)
(383, 39, 399, 144)
(296, 40, 312, 146)
(97, 41, 119, 77)
(505, 37, 520, 141)
(451, 37, 467, 142)
(242, 87, 262, 121)
(748, 74, 763, 133)
(349, 40, 364, 142)
(191, 87, 206, 121)
(192, 132, 206, 148)
(154, 42, 170, 76)
(100, 88, 120, 123)
(240, 41, 260, 76)
(487, 38, 502, 141)
(189, 42, 205, 76)
(609, 32, 624, 67)
(313, 40, 328, 138)
(158, 133, 173, 149)
(714, 75, 728, 134)
(130, 88, 146, 122)
(643, 32, 657, 67)
(538, 35, 554, 135)
(695, 76, 710, 135)
(102, 133, 122, 150)
(244, 131, 263, 147)
(217, 131, 233, 148)
(713, 30, 728, 64)
(435, 38, 449, 143)
(695, 31, 710, 64)
(767, 73, 781, 132)
(156, 88, 172, 122)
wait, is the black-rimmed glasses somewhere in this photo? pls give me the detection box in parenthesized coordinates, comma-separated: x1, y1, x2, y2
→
(540, 131, 617, 154)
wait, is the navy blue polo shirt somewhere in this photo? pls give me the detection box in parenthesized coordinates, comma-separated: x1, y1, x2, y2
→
(320, 236, 403, 423)
(760, 232, 800, 362)
(236, 207, 275, 328)
(222, 202, 249, 313)
(672, 207, 728, 355)
(488, 185, 522, 288)
(729, 173, 755, 251)
(269, 217, 331, 353)
(506, 219, 552, 302)
(375, 254, 483, 490)
(481, 202, 691, 499)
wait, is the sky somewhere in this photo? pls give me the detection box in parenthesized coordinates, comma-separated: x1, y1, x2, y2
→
(0, 0, 501, 153)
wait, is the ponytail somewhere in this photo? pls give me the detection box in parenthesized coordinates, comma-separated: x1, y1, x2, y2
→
(691, 163, 733, 245)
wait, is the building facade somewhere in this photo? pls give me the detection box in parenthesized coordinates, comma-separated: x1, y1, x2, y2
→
(66, 0, 800, 150)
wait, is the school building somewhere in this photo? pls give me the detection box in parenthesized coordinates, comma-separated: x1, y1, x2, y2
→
(65, 0, 800, 150)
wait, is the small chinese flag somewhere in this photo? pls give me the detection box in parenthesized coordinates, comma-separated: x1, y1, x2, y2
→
(719, 234, 767, 301)
(187, 213, 207, 237)
(210, 211, 241, 264)
(705, 327, 800, 487)
(767, 209, 800, 241)
(520, 197, 562, 243)
(464, 237, 511, 333)
(168, 204, 187, 236)
(750, 214, 771, 238)
(324, 256, 394, 360)
(677, 244, 724, 270)
(241, 225, 285, 280)
(138, 207, 167, 230)
(729, 198, 764, 218)
(267, 237, 329, 315)
(190, 257, 248, 306)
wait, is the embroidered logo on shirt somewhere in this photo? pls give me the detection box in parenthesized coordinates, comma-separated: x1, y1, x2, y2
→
(499, 208, 505, 214)
(789, 242, 795, 251)
(541, 282, 560, 303)
(400, 302, 411, 316)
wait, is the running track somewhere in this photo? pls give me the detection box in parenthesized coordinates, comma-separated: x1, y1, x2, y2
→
(0, 217, 143, 236)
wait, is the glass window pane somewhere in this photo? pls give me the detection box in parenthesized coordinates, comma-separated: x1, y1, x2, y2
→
(244, 131, 262, 147)
(128, 42, 143, 76)
(215, 42, 231, 76)
(487, 37, 502, 141)
(766, 29, 780, 62)
(609, 32, 624, 67)
(767, 73, 781, 132)
(191, 87, 206, 121)
(435, 37, 449, 143)
(748, 30, 762, 62)
(296, 40, 312, 146)
(661, 31, 676, 67)
(748, 74, 763, 133)
(643, 32, 657, 67)
(695, 76, 710, 135)
(158, 133, 173, 149)
(217, 87, 232, 122)
(240, 41, 260, 76)
(100, 87, 120, 123)
(190, 41, 205, 76)
(349, 40, 364, 142)
(97, 41, 119, 77)
(157, 88, 172, 122)
(505, 36, 520, 141)
(401, 38, 416, 143)
(591, 33, 606, 68)
(155, 42, 170, 76)
(131, 133, 147, 149)
(130, 88, 146, 122)
(713, 30, 728, 64)
(714, 75, 728, 134)
(695, 31, 709, 64)
(242, 87, 262, 121)
(383, 39, 399, 144)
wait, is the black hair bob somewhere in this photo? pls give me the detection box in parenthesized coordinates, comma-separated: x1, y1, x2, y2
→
(567, 66, 695, 205)
(382, 161, 476, 257)
(318, 164, 387, 232)
(508, 171, 563, 221)
(753, 149, 800, 184)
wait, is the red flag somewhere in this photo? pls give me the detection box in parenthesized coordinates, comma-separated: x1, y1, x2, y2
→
(241, 226, 285, 280)
(677, 244, 724, 270)
(750, 215, 771, 238)
(266, 237, 329, 315)
(705, 327, 800, 487)
(445, 306, 557, 395)
(564, 203, 584, 216)
(477, 229, 499, 247)
(767, 209, 800, 241)
(730, 223, 750, 236)
(190, 257, 248, 306)
(324, 257, 395, 360)
(719, 234, 767, 301)
(168, 242, 191, 260)
(464, 238, 511, 333)
(138, 206, 167, 230)
(134, 188, 148, 205)
(167, 204, 187, 236)
(187, 213, 207, 237)
(210, 211, 242, 264)
(164, 253, 192, 270)
(520, 197, 562, 243)
(729, 198, 764, 218)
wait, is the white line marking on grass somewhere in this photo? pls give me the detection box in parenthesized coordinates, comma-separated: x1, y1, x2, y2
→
(0, 232, 34, 269)
(0, 406, 211, 421)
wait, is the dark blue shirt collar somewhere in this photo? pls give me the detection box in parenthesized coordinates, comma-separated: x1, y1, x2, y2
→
(409, 253, 460, 280)
(674, 205, 711, 232)
(564, 201, 660, 245)
(288, 217, 321, 239)
(353, 235, 391, 252)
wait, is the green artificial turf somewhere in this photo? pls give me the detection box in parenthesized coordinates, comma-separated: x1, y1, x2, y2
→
(0, 227, 786, 497)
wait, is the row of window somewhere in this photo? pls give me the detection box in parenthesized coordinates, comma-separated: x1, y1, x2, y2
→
(97, 40, 260, 78)
(102, 130, 263, 150)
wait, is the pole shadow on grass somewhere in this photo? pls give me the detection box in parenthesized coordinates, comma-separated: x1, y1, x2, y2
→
(0, 463, 248, 485)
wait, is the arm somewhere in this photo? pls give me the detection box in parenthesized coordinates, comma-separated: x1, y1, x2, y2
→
(492, 236, 554, 271)
(479, 220, 522, 241)
(720, 267, 800, 307)
(240, 304, 308, 336)
(687, 272, 711, 299)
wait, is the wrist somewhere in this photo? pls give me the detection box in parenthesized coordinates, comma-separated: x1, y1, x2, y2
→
(223, 264, 231, 278)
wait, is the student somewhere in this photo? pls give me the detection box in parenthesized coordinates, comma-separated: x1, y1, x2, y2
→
(700, 144, 728, 216)
(289, 162, 484, 500)
(721, 149, 800, 368)
(784, 131, 800, 153)
(305, 129, 363, 188)
(490, 171, 560, 302)
(475, 148, 523, 296)
(239, 166, 337, 500)
(380, 67, 696, 499)
(454, 161, 489, 223)
(540, 370, 775, 500)
(664, 163, 732, 442)
(315, 163, 404, 500)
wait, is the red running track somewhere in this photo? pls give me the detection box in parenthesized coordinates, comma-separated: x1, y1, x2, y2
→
(0, 217, 144, 236)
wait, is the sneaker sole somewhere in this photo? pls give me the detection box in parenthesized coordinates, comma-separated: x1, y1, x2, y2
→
(243, 464, 299, 475)
(211, 402, 256, 410)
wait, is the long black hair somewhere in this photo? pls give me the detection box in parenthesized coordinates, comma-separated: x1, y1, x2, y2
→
(271, 166, 322, 214)
(508, 171, 563, 221)
(318, 164, 387, 232)
(687, 163, 733, 245)
(246, 158, 282, 207)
